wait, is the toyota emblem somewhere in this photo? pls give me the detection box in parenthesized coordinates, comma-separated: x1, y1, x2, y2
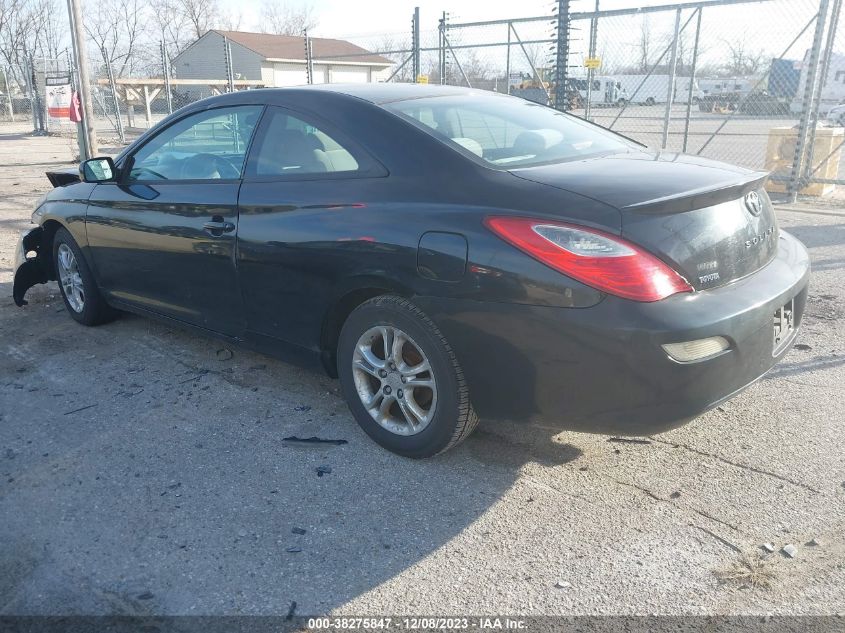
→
(744, 191, 763, 216)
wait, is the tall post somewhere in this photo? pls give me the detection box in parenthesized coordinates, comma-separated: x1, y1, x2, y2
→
(553, 0, 571, 111)
(585, 0, 599, 118)
(682, 8, 703, 153)
(661, 8, 682, 150)
(304, 30, 314, 85)
(803, 0, 841, 186)
(3, 67, 13, 120)
(27, 58, 37, 131)
(223, 36, 235, 92)
(788, 0, 830, 202)
(66, 0, 97, 157)
(505, 21, 511, 95)
(161, 40, 173, 115)
(439, 12, 447, 85)
(412, 7, 420, 82)
(103, 47, 125, 144)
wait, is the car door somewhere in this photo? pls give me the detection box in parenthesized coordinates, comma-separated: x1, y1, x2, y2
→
(236, 105, 387, 349)
(86, 105, 263, 335)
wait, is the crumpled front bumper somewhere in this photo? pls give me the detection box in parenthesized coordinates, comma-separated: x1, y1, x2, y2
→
(13, 226, 52, 306)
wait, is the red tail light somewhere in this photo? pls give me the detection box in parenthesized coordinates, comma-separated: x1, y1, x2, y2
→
(484, 216, 693, 302)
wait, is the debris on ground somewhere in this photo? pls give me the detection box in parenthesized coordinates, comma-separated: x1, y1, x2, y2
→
(215, 348, 234, 361)
(782, 544, 798, 558)
(285, 546, 302, 553)
(793, 344, 812, 350)
(286, 601, 297, 620)
(761, 543, 776, 553)
(294, 405, 312, 412)
(137, 592, 154, 600)
(670, 491, 682, 499)
(283, 436, 348, 446)
(607, 437, 652, 445)
(292, 527, 306, 535)
(715, 553, 776, 589)
(806, 538, 820, 547)
(316, 465, 332, 477)
(554, 581, 572, 589)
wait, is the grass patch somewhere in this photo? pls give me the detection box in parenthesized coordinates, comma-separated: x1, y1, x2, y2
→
(715, 552, 777, 589)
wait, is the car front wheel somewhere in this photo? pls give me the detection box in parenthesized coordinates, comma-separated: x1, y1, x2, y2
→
(53, 227, 117, 326)
(338, 295, 478, 458)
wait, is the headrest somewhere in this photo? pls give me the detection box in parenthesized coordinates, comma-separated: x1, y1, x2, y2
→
(451, 137, 484, 157)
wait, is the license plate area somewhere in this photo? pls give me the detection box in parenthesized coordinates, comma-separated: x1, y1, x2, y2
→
(773, 298, 795, 355)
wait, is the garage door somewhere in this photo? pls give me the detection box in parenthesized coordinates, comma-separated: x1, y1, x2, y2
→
(330, 67, 370, 83)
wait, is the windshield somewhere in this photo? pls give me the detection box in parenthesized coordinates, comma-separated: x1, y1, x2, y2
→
(385, 94, 635, 168)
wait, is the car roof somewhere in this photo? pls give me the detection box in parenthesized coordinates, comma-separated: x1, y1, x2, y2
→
(281, 83, 499, 105)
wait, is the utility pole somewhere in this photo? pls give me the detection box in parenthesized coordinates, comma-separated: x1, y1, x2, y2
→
(66, 0, 97, 158)
(553, 0, 572, 111)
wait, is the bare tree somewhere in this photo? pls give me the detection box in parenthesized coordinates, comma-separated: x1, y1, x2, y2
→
(722, 38, 766, 77)
(218, 8, 244, 31)
(260, 2, 317, 36)
(374, 35, 412, 82)
(634, 14, 652, 72)
(179, 0, 219, 40)
(149, 0, 189, 61)
(85, 0, 148, 77)
(0, 0, 62, 91)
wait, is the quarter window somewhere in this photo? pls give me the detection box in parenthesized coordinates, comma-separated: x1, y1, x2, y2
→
(250, 108, 359, 176)
(127, 106, 263, 182)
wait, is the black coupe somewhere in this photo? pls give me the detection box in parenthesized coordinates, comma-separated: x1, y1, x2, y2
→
(13, 84, 809, 457)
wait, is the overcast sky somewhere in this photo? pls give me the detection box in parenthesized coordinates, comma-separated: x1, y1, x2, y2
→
(221, 0, 718, 38)
(216, 0, 838, 74)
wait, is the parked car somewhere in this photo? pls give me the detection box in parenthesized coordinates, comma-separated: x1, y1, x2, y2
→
(13, 85, 809, 458)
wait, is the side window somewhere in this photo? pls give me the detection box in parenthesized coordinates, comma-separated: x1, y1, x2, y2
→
(251, 108, 359, 176)
(127, 106, 263, 182)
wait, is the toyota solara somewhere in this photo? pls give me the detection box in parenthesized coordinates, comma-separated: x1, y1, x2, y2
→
(13, 84, 809, 458)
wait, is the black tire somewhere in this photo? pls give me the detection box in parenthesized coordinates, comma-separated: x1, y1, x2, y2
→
(337, 295, 478, 458)
(52, 227, 117, 326)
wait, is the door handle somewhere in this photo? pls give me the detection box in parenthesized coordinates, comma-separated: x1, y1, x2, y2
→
(203, 220, 236, 234)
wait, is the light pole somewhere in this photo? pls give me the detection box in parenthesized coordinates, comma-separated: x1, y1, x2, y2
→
(65, 0, 97, 159)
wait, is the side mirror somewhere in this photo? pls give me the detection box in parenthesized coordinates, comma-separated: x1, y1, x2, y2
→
(80, 156, 117, 183)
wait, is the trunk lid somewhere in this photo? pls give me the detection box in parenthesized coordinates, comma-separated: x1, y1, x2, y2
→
(510, 151, 778, 290)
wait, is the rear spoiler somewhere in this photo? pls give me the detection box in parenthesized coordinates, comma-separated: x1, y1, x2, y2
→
(46, 167, 80, 188)
(621, 171, 769, 214)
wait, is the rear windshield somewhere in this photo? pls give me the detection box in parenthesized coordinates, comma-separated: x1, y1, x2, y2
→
(385, 94, 635, 168)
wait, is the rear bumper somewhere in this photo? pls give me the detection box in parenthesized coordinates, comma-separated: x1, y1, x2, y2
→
(415, 231, 810, 435)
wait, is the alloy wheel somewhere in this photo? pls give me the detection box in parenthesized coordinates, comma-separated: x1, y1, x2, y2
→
(57, 243, 85, 313)
(351, 325, 437, 436)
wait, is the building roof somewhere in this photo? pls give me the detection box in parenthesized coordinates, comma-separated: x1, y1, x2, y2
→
(212, 30, 393, 66)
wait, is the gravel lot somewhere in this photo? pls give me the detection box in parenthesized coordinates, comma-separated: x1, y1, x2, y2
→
(1, 124, 844, 617)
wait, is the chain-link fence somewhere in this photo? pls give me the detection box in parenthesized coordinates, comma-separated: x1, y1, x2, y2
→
(440, 0, 844, 198)
(4, 0, 842, 198)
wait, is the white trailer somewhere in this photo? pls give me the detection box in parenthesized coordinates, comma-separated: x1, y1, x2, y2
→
(614, 74, 700, 105)
(791, 51, 845, 115)
(569, 76, 627, 106)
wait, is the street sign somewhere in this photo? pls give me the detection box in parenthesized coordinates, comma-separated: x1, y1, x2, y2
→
(584, 57, 602, 70)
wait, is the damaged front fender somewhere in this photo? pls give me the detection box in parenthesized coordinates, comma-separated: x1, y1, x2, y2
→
(13, 227, 52, 306)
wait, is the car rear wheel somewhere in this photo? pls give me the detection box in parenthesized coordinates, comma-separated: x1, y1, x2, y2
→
(338, 295, 478, 458)
(53, 227, 117, 326)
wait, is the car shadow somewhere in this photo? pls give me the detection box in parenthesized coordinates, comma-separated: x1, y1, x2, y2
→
(0, 280, 584, 616)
